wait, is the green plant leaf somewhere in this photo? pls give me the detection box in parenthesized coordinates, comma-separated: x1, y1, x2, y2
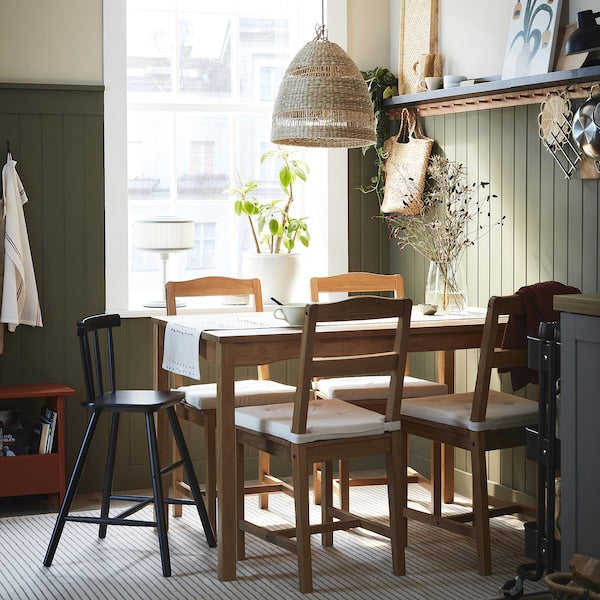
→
(243, 199, 259, 215)
(279, 165, 292, 189)
(268, 218, 279, 236)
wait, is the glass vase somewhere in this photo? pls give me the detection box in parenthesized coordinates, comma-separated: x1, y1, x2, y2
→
(425, 260, 466, 315)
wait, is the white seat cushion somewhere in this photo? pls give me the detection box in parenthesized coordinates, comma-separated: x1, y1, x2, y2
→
(400, 390, 539, 432)
(315, 375, 447, 402)
(235, 398, 401, 444)
(178, 379, 296, 411)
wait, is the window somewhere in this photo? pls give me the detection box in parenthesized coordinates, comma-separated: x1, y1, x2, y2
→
(105, 0, 350, 312)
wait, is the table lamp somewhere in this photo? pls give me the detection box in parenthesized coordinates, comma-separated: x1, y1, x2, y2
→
(133, 216, 195, 308)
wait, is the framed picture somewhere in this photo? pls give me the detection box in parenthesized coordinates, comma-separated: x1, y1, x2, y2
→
(502, 0, 563, 80)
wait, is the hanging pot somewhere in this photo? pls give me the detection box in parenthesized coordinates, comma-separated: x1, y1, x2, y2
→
(572, 84, 600, 160)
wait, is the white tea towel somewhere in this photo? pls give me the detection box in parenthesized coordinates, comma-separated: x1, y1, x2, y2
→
(1, 153, 42, 333)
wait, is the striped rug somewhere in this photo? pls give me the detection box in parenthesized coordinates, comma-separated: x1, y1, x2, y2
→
(0, 484, 548, 599)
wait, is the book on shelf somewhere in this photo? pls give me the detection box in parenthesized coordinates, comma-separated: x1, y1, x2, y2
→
(38, 421, 51, 454)
(0, 410, 26, 456)
(42, 406, 58, 454)
(29, 406, 59, 455)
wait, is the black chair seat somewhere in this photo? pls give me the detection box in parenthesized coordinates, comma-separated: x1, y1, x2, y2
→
(43, 313, 215, 577)
(87, 390, 185, 412)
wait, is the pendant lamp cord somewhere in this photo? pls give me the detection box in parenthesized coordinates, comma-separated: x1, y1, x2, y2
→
(315, 0, 327, 41)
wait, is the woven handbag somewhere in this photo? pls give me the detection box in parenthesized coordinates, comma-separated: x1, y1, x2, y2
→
(381, 108, 433, 214)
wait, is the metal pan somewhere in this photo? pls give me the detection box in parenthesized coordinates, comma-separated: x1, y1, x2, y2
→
(572, 84, 600, 160)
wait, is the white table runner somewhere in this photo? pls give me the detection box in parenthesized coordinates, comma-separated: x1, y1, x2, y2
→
(162, 313, 285, 379)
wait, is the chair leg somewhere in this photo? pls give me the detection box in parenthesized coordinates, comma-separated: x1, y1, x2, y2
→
(166, 407, 215, 547)
(321, 460, 333, 547)
(145, 412, 171, 577)
(44, 411, 101, 567)
(388, 430, 406, 576)
(99, 412, 120, 538)
(338, 458, 350, 511)
(399, 428, 409, 550)
(204, 412, 217, 534)
(171, 417, 184, 518)
(291, 444, 313, 593)
(236, 436, 246, 561)
(431, 440, 442, 517)
(471, 434, 492, 575)
(313, 462, 322, 505)
(258, 450, 270, 509)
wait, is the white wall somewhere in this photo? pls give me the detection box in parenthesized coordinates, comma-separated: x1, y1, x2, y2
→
(348, 0, 391, 70)
(0, 0, 593, 86)
(436, 0, 594, 79)
(0, 0, 102, 84)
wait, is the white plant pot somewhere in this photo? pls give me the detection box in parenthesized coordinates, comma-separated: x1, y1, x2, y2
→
(241, 252, 301, 305)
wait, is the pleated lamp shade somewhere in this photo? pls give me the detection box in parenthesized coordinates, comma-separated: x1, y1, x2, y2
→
(133, 216, 195, 252)
(271, 38, 376, 148)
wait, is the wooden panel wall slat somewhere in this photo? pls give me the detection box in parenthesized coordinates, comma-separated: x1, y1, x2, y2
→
(0, 85, 105, 492)
(385, 104, 599, 501)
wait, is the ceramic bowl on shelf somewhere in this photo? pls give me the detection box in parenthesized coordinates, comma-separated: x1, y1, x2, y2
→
(443, 75, 466, 88)
(425, 76, 443, 91)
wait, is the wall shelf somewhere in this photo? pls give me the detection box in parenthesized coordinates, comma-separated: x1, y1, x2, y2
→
(384, 65, 600, 118)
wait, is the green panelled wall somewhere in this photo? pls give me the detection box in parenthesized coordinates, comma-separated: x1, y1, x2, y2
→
(0, 84, 110, 491)
(354, 104, 599, 502)
(2, 85, 598, 501)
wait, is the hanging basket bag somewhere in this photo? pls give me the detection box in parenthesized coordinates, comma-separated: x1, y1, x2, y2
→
(381, 108, 433, 215)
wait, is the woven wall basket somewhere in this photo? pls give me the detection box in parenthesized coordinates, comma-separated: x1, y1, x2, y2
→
(271, 39, 376, 148)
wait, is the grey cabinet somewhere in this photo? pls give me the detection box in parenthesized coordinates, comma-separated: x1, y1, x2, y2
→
(555, 295, 600, 567)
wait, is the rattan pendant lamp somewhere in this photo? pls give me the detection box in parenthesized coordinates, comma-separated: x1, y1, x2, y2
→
(271, 2, 375, 148)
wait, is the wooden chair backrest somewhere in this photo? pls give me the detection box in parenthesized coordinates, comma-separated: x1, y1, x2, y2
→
(471, 294, 528, 423)
(165, 276, 266, 387)
(292, 296, 412, 435)
(310, 272, 405, 302)
(165, 276, 263, 315)
(310, 272, 408, 375)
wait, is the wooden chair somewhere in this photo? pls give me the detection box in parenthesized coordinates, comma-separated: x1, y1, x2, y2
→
(235, 296, 412, 592)
(44, 314, 215, 577)
(399, 294, 538, 575)
(166, 276, 296, 531)
(310, 272, 448, 508)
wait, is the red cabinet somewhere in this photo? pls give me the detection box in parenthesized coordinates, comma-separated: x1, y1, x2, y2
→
(0, 383, 75, 502)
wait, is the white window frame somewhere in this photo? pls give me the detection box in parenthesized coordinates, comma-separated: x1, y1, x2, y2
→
(104, 0, 349, 315)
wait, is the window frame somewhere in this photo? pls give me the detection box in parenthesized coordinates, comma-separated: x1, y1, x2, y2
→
(104, 0, 349, 315)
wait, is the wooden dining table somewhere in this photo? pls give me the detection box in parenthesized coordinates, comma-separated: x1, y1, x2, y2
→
(152, 308, 492, 581)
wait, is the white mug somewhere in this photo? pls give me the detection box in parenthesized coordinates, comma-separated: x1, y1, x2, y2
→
(273, 303, 306, 327)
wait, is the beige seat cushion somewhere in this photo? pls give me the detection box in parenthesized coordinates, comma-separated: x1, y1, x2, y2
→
(315, 375, 447, 402)
(400, 390, 539, 431)
(235, 398, 400, 444)
(179, 379, 296, 411)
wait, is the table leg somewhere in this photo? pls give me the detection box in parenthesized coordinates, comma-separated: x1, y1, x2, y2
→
(437, 350, 455, 504)
(216, 343, 237, 581)
(153, 323, 171, 524)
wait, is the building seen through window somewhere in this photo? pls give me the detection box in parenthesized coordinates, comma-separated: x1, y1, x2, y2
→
(124, 1, 318, 307)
